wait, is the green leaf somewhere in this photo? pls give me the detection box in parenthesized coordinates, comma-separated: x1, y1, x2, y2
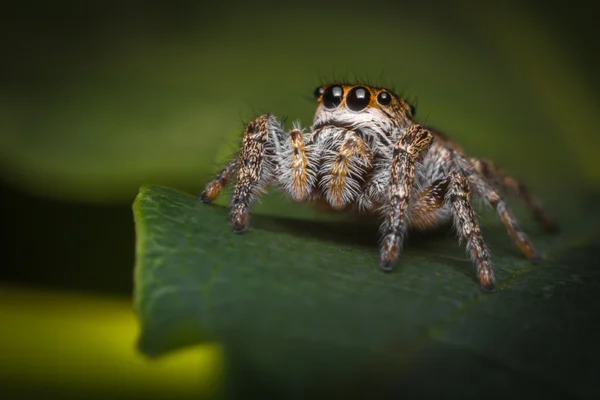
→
(134, 185, 600, 398)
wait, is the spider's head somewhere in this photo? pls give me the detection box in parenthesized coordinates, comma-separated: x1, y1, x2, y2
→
(312, 83, 415, 131)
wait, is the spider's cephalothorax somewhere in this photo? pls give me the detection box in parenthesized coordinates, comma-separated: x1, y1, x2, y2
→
(201, 83, 557, 291)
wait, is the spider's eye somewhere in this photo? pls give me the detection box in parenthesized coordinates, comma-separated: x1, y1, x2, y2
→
(313, 86, 325, 99)
(377, 91, 392, 106)
(347, 86, 371, 111)
(323, 85, 343, 109)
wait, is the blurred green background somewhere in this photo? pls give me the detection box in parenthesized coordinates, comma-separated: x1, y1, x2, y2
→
(1, 0, 599, 398)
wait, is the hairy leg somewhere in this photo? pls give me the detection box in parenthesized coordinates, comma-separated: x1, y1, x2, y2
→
(229, 114, 276, 233)
(448, 172, 495, 290)
(201, 115, 320, 233)
(325, 131, 372, 209)
(470, 157, 557, 232)
(459, 156, 542, 262)
(399, 170, 495, 290)
(380, 124, 433, 270)
(200, 159, 237, 203)
(409, 176, 451, 229)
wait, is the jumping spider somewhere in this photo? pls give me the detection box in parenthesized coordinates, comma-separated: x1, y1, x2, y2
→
(201, 83, 557, 291)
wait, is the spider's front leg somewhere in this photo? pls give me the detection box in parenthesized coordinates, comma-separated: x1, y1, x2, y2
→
(201, 114, 314, 233)
(227, 115, 275, 232)
(380, 124, 433, 270)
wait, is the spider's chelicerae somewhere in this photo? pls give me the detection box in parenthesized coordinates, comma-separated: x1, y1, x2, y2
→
(201, 83, 557, 291)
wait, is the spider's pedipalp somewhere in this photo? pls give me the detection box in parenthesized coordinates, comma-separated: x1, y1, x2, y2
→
(324, 131, 372, 209)
(287, 128, 311, 201)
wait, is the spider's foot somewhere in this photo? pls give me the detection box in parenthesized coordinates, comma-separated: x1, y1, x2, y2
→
(481, 281, 496, 292)
(478, 266, 495, 292)
(232, 224, 248, 234)
(200, 181, 223, 204)
(200, 193, 213, 204)
(515, 237, 545, 265)
(542, 219, 559, 234)
(231, 203, 249, 234)
(529, 251, 544, 265)
(380, 260, 395, 272)
(380, 235, 400, 272)
(524, 242, 544, 265)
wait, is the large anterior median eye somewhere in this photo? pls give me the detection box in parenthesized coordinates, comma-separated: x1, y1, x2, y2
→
(323, 85, 343, 109)
(347, 86, 371, 111)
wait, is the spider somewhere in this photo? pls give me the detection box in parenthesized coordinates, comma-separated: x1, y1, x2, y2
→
(200, 83, 557, 291)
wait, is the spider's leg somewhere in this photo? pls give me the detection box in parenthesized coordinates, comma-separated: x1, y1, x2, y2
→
(448, 171, 495, 291)
(228, 114, 282, 233)
(403, 171, 495, 290)
(409, 176, 451, 229)
(471, 157, 558, 232)
(380, 124, 433, 270)
(324, 131, 372, 209)
(200, 159, 237, 204)
(458, 156, 542, 263)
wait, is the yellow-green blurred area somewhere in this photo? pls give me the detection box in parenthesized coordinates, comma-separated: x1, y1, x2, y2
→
(1, 0, 598, 398)
(0, 286, 222, 399)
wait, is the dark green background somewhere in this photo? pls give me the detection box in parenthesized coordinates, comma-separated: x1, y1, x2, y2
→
(1, 0, 599, 398)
